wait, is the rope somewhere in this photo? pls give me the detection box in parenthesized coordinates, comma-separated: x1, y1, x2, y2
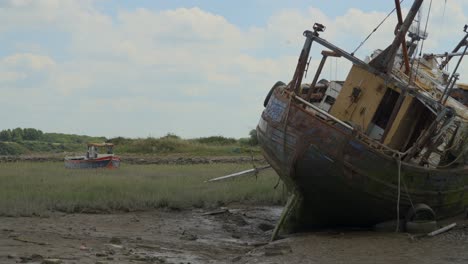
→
(396, 155, 402, 232)
(335, 57, 338, 81)
(395, 153, 417, 232)
(418, 0, 432, 57)
(351, 0, 405, 56)
(442, 0, 447, 29)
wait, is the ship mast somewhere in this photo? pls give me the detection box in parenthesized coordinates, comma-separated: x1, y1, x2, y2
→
(394, 0, 411, 74)
(289, 23, 325, 93)
(376, 0, 424, 142)
(369, 0, 424, 74)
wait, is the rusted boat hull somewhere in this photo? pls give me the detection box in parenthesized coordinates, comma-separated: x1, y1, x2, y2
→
(258, 90, 468, 231)
(64, 156, 121, 169)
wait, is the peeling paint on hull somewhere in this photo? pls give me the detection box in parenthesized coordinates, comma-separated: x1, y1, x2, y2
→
(258, 90, 468, 231)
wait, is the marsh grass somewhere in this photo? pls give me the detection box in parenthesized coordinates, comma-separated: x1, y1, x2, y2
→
(114, 136, 260, 156)
(0, 162, 286, 216)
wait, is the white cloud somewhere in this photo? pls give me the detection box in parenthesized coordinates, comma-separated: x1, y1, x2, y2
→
(0, 71, 26, 82)
(2, 53, 55, 70)
(0, 0, 466, 138)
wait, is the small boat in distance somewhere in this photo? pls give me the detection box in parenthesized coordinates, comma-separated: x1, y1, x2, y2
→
(64, 143, 120, 169)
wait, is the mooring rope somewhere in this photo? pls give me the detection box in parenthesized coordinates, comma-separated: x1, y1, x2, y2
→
(395, 153, 417, 232)
(396, 155, 402, 232)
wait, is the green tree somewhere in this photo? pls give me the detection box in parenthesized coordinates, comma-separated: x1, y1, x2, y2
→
(11, 128, 23, 142)
(23, 128, 43, 140)
(248, 129, 258, 146)
(161, 133, 180, 140)
(0, 129, 12, 141)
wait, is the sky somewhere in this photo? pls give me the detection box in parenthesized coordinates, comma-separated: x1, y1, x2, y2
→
(1, 0, 467, 139)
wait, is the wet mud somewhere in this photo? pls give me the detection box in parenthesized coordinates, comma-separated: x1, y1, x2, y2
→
(1, 206, 467, 264)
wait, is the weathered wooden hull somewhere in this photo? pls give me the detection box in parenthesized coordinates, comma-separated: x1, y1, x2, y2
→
(64, 156, 120, 169)
(258, 90, 468, 231)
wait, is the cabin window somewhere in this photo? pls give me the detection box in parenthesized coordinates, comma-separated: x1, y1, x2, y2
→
(401, 103, 435, 151)
(387, 99, 434, 151)
(367, 88, 400, 140)
(324, 96, 336, 105)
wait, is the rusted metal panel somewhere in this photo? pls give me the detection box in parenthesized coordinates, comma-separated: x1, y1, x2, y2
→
(258, 90, 468, 229)
(329, 65, 389, 132)
(258, 1, 468, 235)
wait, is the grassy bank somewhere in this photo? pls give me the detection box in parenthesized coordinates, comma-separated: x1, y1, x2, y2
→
(0, 162, 286, 216)
(0, 128, 260, 156)
(112, 136, 260, 156)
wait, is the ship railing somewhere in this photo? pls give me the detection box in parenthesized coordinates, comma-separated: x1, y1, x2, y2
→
(294, 95, 354, 130)
(294, 94, 408, 158)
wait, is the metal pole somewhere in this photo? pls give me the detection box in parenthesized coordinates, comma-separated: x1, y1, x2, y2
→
(289, 24, 326, 94)
(441, 43, 467, 104)
(395, 0, 411, 74)
(290, 36, 314, 94)
(385, 0, 423, 73)
(442, 74, 460, 105)
(294, 95, 355, 131)
(305, 54, 327, 101)
(440, 25, 468, 70)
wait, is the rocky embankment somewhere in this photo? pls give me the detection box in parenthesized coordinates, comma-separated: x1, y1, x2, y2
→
(0, 154, 266, 165)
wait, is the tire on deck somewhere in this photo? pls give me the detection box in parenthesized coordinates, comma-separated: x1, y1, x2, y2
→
(264, 81, 286, 107)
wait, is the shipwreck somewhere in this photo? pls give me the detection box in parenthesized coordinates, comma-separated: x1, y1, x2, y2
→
(256, 0, 468, 237)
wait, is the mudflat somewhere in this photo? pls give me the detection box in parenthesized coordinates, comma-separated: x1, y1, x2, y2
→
(1, 206, 467, 264)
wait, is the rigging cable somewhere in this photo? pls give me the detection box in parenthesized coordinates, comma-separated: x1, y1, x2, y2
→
(409, 0, 433, 86)
(351, 0, 405, 56)
(418, 0, 433, 58)
(440, 0, 448, 71)
(335, 57, 338, 81)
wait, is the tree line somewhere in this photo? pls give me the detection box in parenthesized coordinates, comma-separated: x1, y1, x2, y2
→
(0, 128, 259, 145)
(0, 128, 259, 155)
(0, 128, 43, 142)
(0, 128, 106, 144)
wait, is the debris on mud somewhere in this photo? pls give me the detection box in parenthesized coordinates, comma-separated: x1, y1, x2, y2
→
(1, 207, 468, 264)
